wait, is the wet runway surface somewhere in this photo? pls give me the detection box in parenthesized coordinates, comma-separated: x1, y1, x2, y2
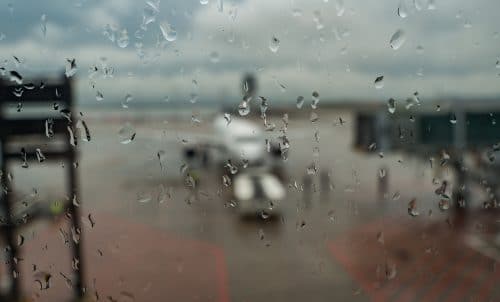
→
(6, 109, 500, 301)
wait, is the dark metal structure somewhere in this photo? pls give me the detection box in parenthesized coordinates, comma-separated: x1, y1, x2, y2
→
(0, 75, 85, 300)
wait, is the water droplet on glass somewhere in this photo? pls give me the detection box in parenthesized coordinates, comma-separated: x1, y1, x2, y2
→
(160, 22, 177, 42)
(408, 198, 419, 217)
(222, 175, 231, 187)
(209, 51, 220, 63)
(397, 1, 408, 18)
(238, 100, 250, 116)
(389, 29, 406, 50)
(450, 113, 457, 124)
(392, 191, 401, 200)
(438, 199, 450, 211)
(40, 14, 47, 37)
(225, 160, 238, 174)
(385, 261, 397, 280)
(464, 20, 472, 29)
(65, 58, 77, 78)
(310, 112, 319, 123)
(200, 0, 209, 4)
(118, 123, 136, 144)
(306, 162, 317, 175)
(146, 0, 160, 12)
(428, 0, 436, 10)
(269, 36, 280, 53)
(374, 76, 384, 89)
(312, 91, 320, 109)
(117, 29, 129, 48)
(95, 91, 104, 101)
(260, 210, 270, 220)
(335, 0, 345, 16)
(224, 113, 231, 125)
(35, 148, 46, 163)
(9, 70, 22, 84)
(122, 94, 133, 108)
(296, 96, 304, 109)
(387, 98, 396, 114)
(137, 191, 152, 203)
(45, 118, 54, 138)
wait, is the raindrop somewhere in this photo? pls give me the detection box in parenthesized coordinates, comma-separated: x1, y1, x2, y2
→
(209, 51, 220, 63)
(238, 100, 250, 116)
(259, 210, 270, 220)
(137, 191, 152, 203)
(7, 3, 13, 15)
(88, 214, 95, 227)
(450, 113, 457, 124)
(258, 229, 265, 240)
(269, 36, 280, 53)
(389, 29, 406, 50)
(45, 119, 54, 138)
(35, 148, 45, 163)
(306, 162, 317, 175)
(408, 198, 419, 217)
(374, 76, 384, 89)
(385, 262, 397, 280)
(312, 91, 320, 109)
(464, 20, 472, 29)
(17, 234, 24, 246)
(34, 272, 51, 290)
(67, 126, 76, 146)
(310, 112, 319, 123)
(335, 0, 345, 16)
(9, 70, 22, 84)
(117, 29, 129, 48)
(118, 123, 136, 144)
(80, 120, 91, 142)
(397, 1, 408, 18)
(392, 191, 401, 200)
(160, 22, 177, 42)
(146, 0, 160, 12)
(225, 160, 238, 174)
(65, 58, 77, 78)
(224, 113, 231, 125)
(416, 45, 424, 54)
(200, 0, 208, 4)
(217, 0, 223, 12)
(95, 91, 104, 101)
(40, 14, 47, 37)
(387, 98, 396, 114)
(222, 175, 231, 187)
(428, 0, 436, 10)
(12, 87, 23, 98)
(296, 96, 304, 109)
(438, 199, 450, 211)
(122, 94, 133, 108)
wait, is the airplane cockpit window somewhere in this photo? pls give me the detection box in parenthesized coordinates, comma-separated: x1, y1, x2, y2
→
(0, 0, 499, 301)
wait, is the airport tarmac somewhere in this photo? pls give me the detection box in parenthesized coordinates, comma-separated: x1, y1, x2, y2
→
(4, 107, 500, 301)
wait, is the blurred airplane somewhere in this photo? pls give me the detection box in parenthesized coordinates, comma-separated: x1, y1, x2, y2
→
(182, 74, 286, 218)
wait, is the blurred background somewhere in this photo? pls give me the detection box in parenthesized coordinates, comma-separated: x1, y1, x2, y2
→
(0, 0, 500, 301)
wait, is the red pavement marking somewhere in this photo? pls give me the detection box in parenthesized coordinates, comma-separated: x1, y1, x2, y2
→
(17, 213, 231, 302)
(396, 239, 461, 302)
(413, 245, 474, 302)
(473, 261, 500, 302)
(328, 242, 380, 299)
(327, 214, 500, 302)
(444, 253, 490, 302)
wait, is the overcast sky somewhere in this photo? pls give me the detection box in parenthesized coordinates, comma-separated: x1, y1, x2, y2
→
(0, 0, 499, 107)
